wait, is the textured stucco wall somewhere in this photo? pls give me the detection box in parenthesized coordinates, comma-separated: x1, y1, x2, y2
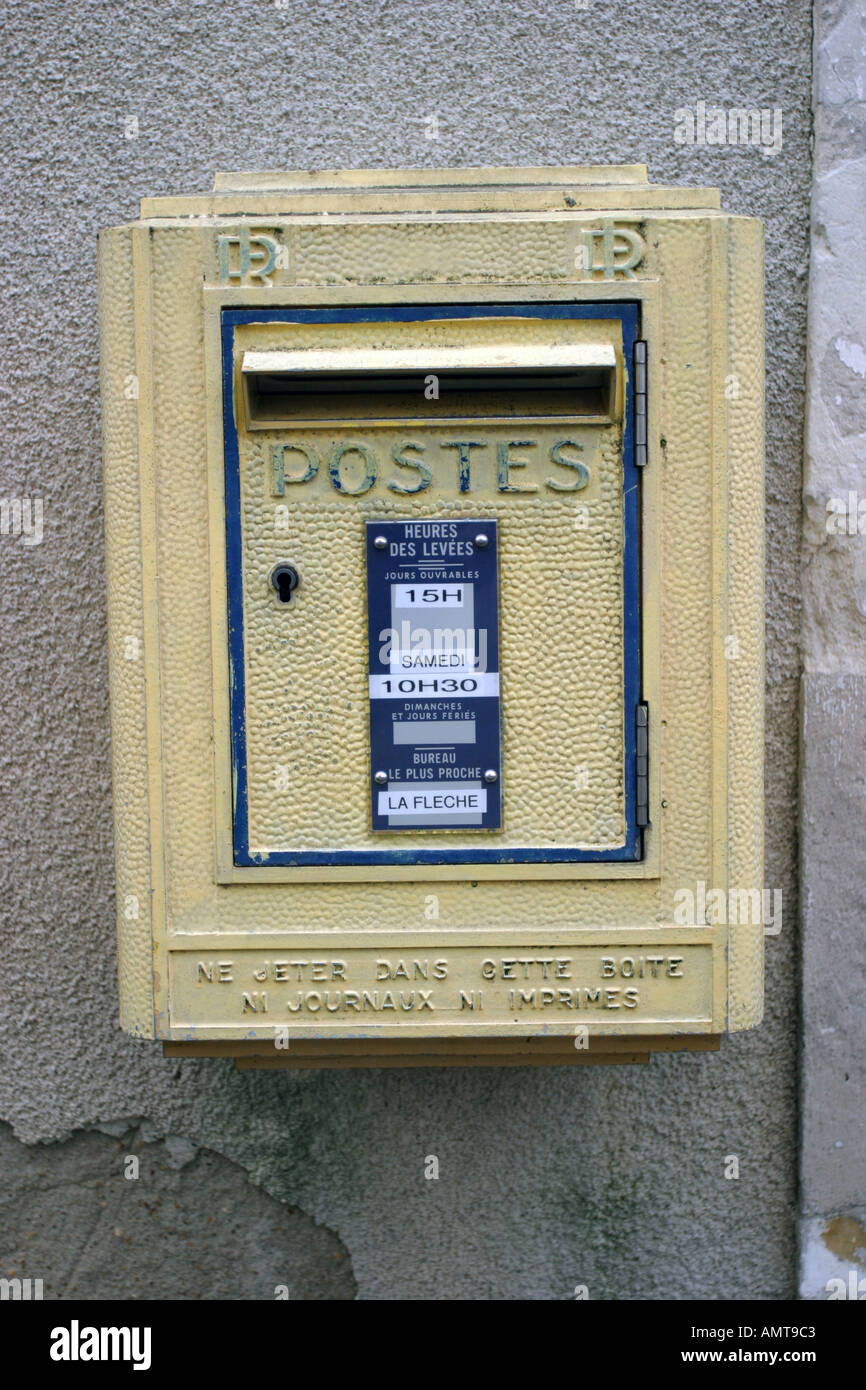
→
(0, 0, 811, 1298)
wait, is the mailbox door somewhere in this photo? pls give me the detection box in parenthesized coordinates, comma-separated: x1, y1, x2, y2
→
(220, 302, 643, 875)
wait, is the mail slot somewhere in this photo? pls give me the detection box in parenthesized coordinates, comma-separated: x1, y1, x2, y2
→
(99, 165, 765, 1067)
(242, 345, 617, 423)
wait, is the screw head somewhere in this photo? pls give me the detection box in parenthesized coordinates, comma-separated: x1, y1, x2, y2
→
(474, 533, 489, 549)
(373, 536, 388, 550)
(373, 770, 388, 785)
(483, 769, 498, 783)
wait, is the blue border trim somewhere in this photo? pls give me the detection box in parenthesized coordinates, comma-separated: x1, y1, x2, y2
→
(222, 303, 641, 867)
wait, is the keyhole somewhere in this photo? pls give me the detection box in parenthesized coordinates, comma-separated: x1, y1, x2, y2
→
(270, 564, 300, 604)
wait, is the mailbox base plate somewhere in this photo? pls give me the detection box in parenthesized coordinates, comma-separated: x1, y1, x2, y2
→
(164, 1036, 721, 1069)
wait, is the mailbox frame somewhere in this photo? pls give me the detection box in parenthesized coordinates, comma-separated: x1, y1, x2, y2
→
(100, 165, 764, 1058)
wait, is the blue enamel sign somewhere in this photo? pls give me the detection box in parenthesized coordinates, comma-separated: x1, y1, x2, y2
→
(366, 519, 502, 831)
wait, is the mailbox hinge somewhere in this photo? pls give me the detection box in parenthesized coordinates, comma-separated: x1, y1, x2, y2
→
(636, 702, 649, 827)
(633, 341, 647, 467)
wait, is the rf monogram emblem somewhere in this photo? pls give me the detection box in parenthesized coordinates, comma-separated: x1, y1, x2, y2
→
(217, 227, 285, 283)
(576, 220, 646, 279)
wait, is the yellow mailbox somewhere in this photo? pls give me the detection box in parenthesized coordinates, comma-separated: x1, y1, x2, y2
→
(99, 165, 765, 1068)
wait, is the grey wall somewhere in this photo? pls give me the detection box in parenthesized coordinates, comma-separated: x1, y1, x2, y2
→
(0, 0, 812, 1299)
